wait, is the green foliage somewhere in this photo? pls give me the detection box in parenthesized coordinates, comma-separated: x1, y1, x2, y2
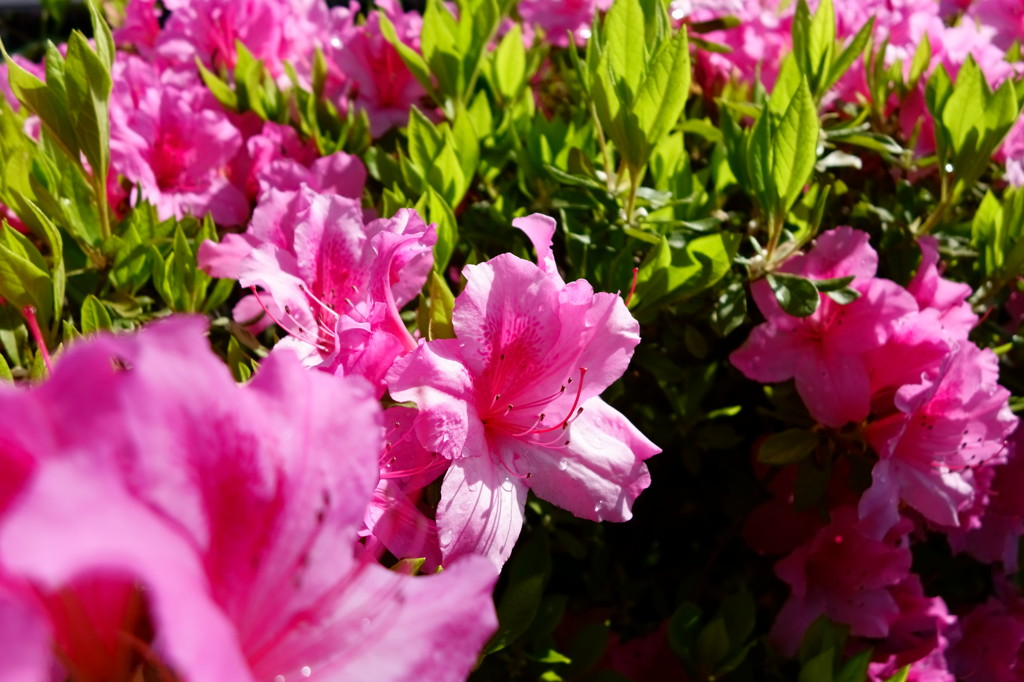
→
(925, 56, 1021, 225)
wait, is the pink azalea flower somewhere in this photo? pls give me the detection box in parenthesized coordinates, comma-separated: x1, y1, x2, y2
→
(730, 227, 918, 428)
(948, 594, 1024, 681)
(770, 507, 912, 657)
(906, 237, 977, 340)
(867, 575, 956, 681)
(517, 0, 613, 47)
(156, 0, 332, 81)
(324, 1, 427, 137)
(362, 406, 449, 569)
(110, 55, 250, 225)
(690, 0, 794, 93)
(860, 342, 1018, 536)
(387, 214, 659, 569)
(947, 428, 1024, 570)
(970, 0, 1024, 50)
(200, 187, 434, 392)
(0, 317, 498, 681)
(113, 0, 162, 56)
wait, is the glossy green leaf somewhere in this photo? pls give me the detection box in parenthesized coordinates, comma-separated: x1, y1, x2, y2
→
(80, 295, 112, 334)
(766, 273, 820, 317)
(771, 79, 819, 219)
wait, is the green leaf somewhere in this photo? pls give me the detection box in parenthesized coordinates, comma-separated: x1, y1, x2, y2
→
(80, 295, 112, 334)
(493, 23, 526, 100)
(908, 33, 931, 86)
(667, 602, 702, 659)
(824, 16, 874, 94)
(766, 273, 820, 317)
(426, 270, 456, 340)
(799, 648, 836, 682)
(379, 11, 435, 99)
(836, 649, 872, 682)
(0, 227, 52, 319)
(86, 0, 116, 72)
(197, 60, 239, 111)
(696, 618, 731, 670)
(771, 79, 819, 219)
(758, 428, 820, 465)
(632, 232, 741, 315)
(812, 275, 854, 292)
(64, 30, 112, 188)
(603, 0, 647, 104)
(805, 0, 835, 95)
(0, 353, 12, 383)
(485, 528, 551, 654)
(633, 27, 690, 147)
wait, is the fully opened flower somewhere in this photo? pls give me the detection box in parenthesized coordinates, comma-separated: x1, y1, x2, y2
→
(860, 342, 1018, 536)
(387, 214, 659, 569)
(731, 227, 918, 428)
(0, 317, 497, 681)
(199, 186, 435, 392)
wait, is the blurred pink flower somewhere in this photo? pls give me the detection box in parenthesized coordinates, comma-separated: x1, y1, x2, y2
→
(771, 507, 912, 656)
(325, 1, 427, 137)
(517, 0, 612, 47)
(110, 56, 250, 225)
(387, 214, 658, 568)
(157, 0, 332, 81)
(0, 317, 498, 681)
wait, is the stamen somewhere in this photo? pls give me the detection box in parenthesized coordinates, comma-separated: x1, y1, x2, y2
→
(22, 306, 52, 375)
(249, 288, 333, 353)
(528, 368, 588, 434)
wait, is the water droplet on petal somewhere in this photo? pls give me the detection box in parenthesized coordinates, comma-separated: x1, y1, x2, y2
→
(593, 502, 603, 514)
(558, 460, 569, 471)
(301, 666, 312, 678)
(275, 676, 286, 682)
(440, 530, 453, 547)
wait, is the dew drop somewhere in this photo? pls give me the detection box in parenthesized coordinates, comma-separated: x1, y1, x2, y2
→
(329, 37, 342, 49)
(440, 530, 453, 547)
(558, 460, 569, 471)
(944, 163, 953, 173)
(579, 28, 592, 39)
(275, 676, 286, 682)
(593, 501, 603, 514)
(301, 666, 312, 678)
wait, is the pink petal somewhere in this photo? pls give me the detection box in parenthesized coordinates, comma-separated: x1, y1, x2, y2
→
(436, 455, 528, 568)
(510, 397, 656, 522)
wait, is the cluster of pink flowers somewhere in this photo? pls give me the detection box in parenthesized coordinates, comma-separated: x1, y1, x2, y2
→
(199, 186, 659, 570)
(106, 0, 428, 224)
(682, 0, 1024, 180)
(0, 0, 665, 677)
(732, 227, 1019, 676)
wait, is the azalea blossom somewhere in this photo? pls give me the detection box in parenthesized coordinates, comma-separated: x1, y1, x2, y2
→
(0, 317, 498, 681)
(387, 213, 659, 568)
(198, 185, 434, 392)
(770, 507, 912, 656)
(109, 55, 250, 225)
(860, 342, 1018, 536)
(731, 227, 918, 428)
